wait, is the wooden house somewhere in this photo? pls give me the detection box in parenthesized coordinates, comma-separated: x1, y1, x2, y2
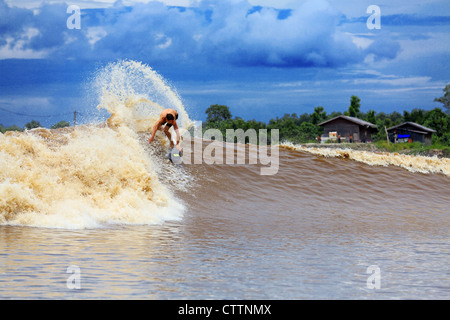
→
(318, 115, 377, 142)
(386, 122, 436, 145)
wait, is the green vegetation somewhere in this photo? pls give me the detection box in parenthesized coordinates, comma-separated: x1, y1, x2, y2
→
(205, 104, 232, 124)
(374, 140, 450, 157)
(204, 102, 450, 147)
(0, 120, 71, 133)
(24, 120, 41, 130)
(0, 124, 22, 133)
(346, 95, 361, 117)
(434, 84, 450, 114)
(50, 121, 71, 129)
(202, 85, 450, 147)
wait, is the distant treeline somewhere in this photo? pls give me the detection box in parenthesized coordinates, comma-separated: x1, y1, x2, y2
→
(204, 86, 450, 145)
(0, 120, 70, 133)
(204, 96, 450, 146)
(3, 102, 447, 146)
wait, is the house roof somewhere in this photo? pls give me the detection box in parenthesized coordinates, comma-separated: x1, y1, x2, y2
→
(318, 115, 377, 128)
(386, 122, 436, 133)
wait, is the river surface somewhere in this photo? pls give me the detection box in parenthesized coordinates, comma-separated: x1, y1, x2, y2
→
(1, 146, 448, 299)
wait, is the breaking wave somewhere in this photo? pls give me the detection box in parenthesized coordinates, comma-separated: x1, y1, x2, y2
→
(281, 143, 450, 176)
(0, 60, 192, 229)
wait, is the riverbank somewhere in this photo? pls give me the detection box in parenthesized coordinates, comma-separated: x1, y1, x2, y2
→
(302, 142, 450, 158)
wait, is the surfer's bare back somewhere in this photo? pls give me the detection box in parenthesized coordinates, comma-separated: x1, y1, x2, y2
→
(148, 108, 182, 151)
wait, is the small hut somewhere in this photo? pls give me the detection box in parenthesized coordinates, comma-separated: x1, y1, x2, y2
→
(318, 115, 377, 143)
(386, 122, 436, 145)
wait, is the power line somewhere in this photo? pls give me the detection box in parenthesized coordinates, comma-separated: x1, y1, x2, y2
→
(0, 106, 82, 118)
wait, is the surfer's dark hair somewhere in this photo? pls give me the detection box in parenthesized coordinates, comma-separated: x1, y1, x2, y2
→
(166, 113, 178, 121)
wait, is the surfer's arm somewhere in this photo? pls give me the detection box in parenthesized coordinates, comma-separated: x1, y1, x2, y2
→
(173, 122, 182, 151)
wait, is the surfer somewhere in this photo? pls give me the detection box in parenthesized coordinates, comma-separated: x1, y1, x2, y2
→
(148, 108, 182, 151)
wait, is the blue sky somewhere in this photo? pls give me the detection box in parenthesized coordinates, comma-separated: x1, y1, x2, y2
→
(0, 0, 449, 127)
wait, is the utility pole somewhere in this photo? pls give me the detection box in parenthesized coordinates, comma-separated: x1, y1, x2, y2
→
(384, 126, 390, 145)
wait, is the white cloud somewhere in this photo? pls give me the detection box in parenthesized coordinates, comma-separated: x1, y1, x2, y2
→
(5, 0, 197, 9)
(353, 75, 433, 86)
(154, 33, 172, 49)
(6, 0, 448, 17)
(86, 26, 107, 45)
(347, 33, 374, 49)
(0, 28, 49, 59)
(396, 32, 450, 60)
(248, 0, 308, 9)
(275, 81, 303, 87)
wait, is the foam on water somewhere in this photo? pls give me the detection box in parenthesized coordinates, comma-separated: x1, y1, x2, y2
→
(281, 142, 450, 176)
(94, 60, 192, 134)
(0, 60, 192, 229)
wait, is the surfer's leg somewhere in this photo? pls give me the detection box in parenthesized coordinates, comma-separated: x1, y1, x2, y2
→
(164, 126, 174, 148)
(154, 124, 164, 133)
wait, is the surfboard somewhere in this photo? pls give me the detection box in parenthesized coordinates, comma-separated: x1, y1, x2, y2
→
(168, 148, 183, 164)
